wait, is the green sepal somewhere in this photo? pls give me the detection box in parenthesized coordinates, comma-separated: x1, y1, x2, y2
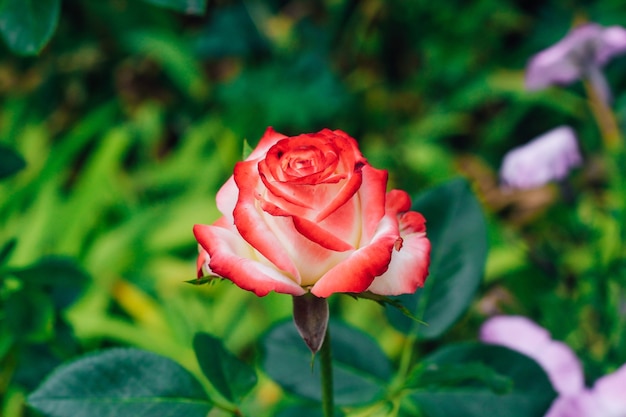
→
(184, 275, 222, 286)
(344, 292, 427, 326)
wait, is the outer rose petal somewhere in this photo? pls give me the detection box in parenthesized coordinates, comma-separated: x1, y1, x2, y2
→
(216, 127, 287, 222)
(193, 223, 305, 297)
(233, 159, 301, 280)
(310, 189, 414, 297)
(367, 195, 430, 295)
(197, 247, 209, 277)
(310, 214, 399, 297)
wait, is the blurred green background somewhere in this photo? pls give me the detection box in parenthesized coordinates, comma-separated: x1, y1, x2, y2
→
(2, 0, 626, 415)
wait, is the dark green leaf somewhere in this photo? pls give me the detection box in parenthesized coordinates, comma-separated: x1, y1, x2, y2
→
(387, 178, 488, 338)
(11, 256, 89, 288)
(408, 343, 556, 417)
(184, 276, 219, 286)
(193, 332, 257, 402)
(28, 348, 213, 417)
(0, 144, 26, 179)
(5, 289, 55, 342)
(276, 404, 345, 417)
(139, 0, 207, 15)
(0, 238, 17, 266)
(0, 0, 60, 55)
(262, 320, 392, 406)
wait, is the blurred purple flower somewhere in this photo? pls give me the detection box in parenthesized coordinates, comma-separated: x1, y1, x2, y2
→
(479, 315, 584, 395)
(480, 315, 626, 417)
(499, 126, 582, 189)
(526, 23, 626, 103)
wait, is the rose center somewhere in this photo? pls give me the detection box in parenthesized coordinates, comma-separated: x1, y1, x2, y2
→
(282, 148, 325, 177)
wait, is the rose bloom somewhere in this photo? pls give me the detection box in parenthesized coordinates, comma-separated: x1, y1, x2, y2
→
(193, 128, 430, 298)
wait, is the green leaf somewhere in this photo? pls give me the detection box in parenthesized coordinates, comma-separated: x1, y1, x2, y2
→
(408, 343, 556, 417)
(139, 0, 207, 15)
(276, 404, 345, 417)
(0, 238, 17, 266)
(387, 178, 488, 338)
(9, 256, 89, 309)
(0, 144, 26, 179)
(242, 138, 254, 160)
(28, 348, 213, 417)
(10, 256, 89, 288)
(123, 30, 209, 100)
(4, 289, 55, 342)
(184, 276, 220, 286)
(193, 332, 257, 402)
(262, 320, 392, 406)
(0, 0, 60, 55)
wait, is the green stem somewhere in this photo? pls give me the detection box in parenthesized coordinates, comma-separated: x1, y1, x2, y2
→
(320, 326, 334, 417)
(583, 76, 623, 152)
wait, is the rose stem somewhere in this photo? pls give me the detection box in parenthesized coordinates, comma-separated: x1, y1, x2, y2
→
(320, 326, 334, 417)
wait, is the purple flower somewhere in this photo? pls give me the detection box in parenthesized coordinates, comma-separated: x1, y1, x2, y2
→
(526, 23, 626, 103)
(499, 126, 582, 189)
(480, 315, 626, 417)
(479, 315, 584, 395)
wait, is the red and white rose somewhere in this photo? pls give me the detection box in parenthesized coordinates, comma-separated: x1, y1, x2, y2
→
(193, 128, 430, 298)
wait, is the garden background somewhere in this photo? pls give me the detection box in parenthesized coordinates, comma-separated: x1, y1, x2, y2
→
(1, 0, 626, 416)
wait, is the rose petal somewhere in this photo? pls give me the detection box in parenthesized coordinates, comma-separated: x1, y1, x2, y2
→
(357, 166, 388, 245)
(215, 127, 288, 222)
(249, 126, 289, 160)
(233, 159, 301, 279)
(193, 224, 305, 296)
(259, 198, 354, 252)
(196, 246, 209, 277)
(310, 193, 408, 297)
(310, 220, 397, 297)
(367, 204, 430, 295)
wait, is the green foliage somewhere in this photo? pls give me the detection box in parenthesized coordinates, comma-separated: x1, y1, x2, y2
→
(262, 320, 392, 406)
(0, 145, 25, 179)
(193, 332, 257, 403)
(406, 343, 556, 417)
(1, 0, 626, 416)
(388, 178, 488, 338)
(27, 348, 213, 417)
(0, 0, 60, 55)
(140, 0, 207, 15)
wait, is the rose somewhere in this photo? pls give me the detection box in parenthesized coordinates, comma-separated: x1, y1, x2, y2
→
(193, 127, 430, 298)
